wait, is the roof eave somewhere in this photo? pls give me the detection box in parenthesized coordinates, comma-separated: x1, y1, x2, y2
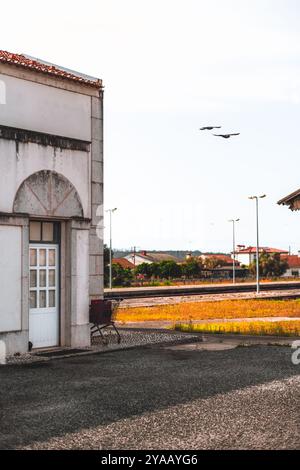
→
(0, 51, 103, 89)
(278, 188, 300, 208)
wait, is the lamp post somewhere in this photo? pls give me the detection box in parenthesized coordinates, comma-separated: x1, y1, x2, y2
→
(229, 218, 240, 284)
(248, 195, 266, 294)
(106, 208, 117, 289)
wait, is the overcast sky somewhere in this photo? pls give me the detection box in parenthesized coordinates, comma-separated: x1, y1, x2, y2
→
(2, 0, 300, 252)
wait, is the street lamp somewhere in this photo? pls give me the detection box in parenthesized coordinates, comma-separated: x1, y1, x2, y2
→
(248, 195, 266, 294)
(106, 208, 117, 289)
(228, 218, 240, 284)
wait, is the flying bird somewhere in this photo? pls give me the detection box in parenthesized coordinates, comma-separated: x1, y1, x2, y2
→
(213, 133, 240, 139)
(199, 126, 221, 131)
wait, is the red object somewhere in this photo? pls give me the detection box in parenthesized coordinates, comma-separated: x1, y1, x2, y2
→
(0, 50, 101, 88)
(281, 255, 300, 268)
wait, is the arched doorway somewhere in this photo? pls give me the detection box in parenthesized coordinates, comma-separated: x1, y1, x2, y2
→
(13, 170, 84, 349)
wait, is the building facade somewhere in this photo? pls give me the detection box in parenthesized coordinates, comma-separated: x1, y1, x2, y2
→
(233, 245, 288, 266)
(124, 251, 180, 266)
(281, 255, 300, 277)
(0, 52, 104, 355)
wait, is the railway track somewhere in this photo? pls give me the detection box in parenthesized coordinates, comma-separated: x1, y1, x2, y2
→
(104, 281, 300, 300)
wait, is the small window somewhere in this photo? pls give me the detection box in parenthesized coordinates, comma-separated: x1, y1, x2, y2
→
(29, 221, 60, 244)
(30, 249, 37, 266)
(42, 223, 54, 242)
(30, 222, 41, 241)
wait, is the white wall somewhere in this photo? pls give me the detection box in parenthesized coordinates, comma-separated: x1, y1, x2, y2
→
(235, 253, 250, 266)
(0, 73, 91, 141)
(125, 254, 152, 266)
(0, 139, 90, 218)
(0, 225, 22, 332)
(74, 229, 90, 325)
(282, 268, 300, 277)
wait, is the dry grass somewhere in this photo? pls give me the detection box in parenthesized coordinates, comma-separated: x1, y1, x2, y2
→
(115, 299, 300, 323)
(174, 320, 300, 337)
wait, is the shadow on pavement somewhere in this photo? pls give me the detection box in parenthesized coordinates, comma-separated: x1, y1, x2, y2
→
(0, 343, 298, 448)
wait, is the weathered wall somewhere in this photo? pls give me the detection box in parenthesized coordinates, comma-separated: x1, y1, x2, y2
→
(89, 95, 104, 299)
(0, 139, 90, 218)
(68, 220, 91, 347)
(0, 214, 29, 354)
(13, 170, 84, 218)
(0, 64, 104, 355)
(0, 225, 22, 332)
(0, 73, 91, 141)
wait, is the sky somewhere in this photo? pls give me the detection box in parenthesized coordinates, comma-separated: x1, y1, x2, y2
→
(2, 0, 300, 253)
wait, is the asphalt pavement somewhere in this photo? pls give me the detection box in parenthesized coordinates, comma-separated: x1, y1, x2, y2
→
(0, 339, 299, 450)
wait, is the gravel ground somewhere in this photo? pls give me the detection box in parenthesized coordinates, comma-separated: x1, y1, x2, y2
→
(0, 339, 299, 450)
(5, 330, 198, 365)
(119, 289, 300, 307)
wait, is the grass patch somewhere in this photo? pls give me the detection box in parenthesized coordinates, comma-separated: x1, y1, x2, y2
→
(173, 320, 300, 337)
(116, 299, 300, 323)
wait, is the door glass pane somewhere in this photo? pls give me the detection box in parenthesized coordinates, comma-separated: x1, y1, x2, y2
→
(30, 270, 37, 288)
(42, 223, 54, 242)
(30, 291, 37, 309)
(49, 249, 56, 266)
(39, 291, 46, 308)
(39, 249, 46, 266)
(39, 270, 46, 287)
(29, 222, 41, 241)
(49, 290, 56, 308)
(30, 249, 37, 267)
(48, 270, 56, 287)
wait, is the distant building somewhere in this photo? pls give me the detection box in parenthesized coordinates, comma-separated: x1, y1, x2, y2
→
(233, 245, 288, 266)
(124, 250, 180, 266)
(200, 254, 240, 267)
(112, 258, 135, 269)
(281, 255, 300, 277)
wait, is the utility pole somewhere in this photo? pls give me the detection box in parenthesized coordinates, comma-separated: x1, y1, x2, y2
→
(229, 218, 240, 283)
(106, 208, 117, 289)
(248, 195, 266, 294)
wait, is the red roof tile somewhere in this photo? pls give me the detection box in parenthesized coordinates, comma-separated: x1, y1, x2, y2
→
(281, 255, 300, 268)
(236, 246, 288, 254)
(112, 258, 135, 269)
(201, 254, 240, 266)
(0, 50, 102, 88)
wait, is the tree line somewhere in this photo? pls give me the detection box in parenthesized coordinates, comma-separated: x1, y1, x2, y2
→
(104, 246, 289, 287)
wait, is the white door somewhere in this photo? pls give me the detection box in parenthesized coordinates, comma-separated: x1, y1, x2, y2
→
(29, 245, 59, 349)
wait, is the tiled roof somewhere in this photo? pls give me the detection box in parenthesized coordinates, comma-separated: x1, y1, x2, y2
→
(278, 188, 300, 205)
(112, 258, 135, 269)
(281, 255, 300, 268)
(128, 252, 180, 263)
(278, 188, 300, 211)
(136, 253, 179, 262)
(236, 246, 288, 254)
(201, 254, 240, 266)
(0, 50, 102, 88)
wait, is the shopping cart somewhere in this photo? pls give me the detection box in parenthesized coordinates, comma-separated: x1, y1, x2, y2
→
(90, 298, 122, 344)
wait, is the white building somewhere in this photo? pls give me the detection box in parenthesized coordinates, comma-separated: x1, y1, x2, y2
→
(124, 251, 180, 266)
(233, 245, 288, 266)
(0, 51, 104, 355)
